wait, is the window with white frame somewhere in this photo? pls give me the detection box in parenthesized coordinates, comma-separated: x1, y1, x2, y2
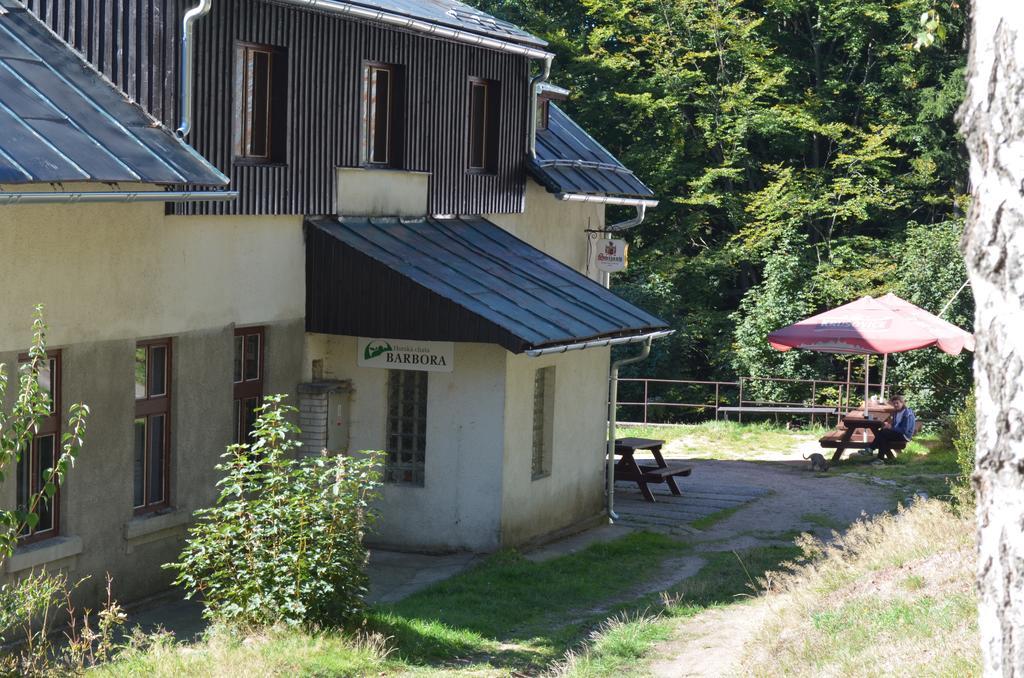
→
(531, 366, 555, 479)
(385, 370, 427, 486)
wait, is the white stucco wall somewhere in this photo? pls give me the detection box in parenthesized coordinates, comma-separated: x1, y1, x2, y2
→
(487, 179, 605, 279)
(0, 195, 305, 351)
(305, 334, 508, 552)
(0, 195, 307, 602)
(499, 347, 609, 546)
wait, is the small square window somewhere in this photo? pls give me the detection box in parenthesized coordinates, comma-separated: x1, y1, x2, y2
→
(234, 43, 287, 163)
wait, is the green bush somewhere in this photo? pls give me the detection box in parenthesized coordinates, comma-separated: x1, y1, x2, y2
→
(952, 389, 976, 487)
(166, 396, 382, 628)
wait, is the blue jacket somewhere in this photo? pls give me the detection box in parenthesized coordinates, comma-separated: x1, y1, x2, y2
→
(892, 407, 917, 440)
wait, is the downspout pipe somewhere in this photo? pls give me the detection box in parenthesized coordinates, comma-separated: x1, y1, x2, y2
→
(607, 203, 647, 233)
(528, 55, 553, 158)
(606, 337, 654, 521)
(177, 0, 215, 137)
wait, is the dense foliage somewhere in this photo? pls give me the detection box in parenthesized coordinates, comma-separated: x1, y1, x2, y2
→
(166, 397, 382, 628)
(481, 0, 972, 420)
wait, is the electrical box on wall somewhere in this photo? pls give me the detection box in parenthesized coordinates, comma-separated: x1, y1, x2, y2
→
(327, 389, 351, 454)
(297, 380, 353, 457)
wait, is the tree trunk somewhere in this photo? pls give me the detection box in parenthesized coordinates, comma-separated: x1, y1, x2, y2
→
(960, 5, 1024, 675)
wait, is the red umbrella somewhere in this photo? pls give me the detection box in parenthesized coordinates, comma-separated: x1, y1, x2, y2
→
(768, 294, 974, 414)
(768, 295, 973, 356)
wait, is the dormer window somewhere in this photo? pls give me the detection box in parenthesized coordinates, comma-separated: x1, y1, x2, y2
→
(234, 43, 287, 163)
(468, 78, 499, 173)
(536, 98, 549, 130)
(362, 63, 404, 167)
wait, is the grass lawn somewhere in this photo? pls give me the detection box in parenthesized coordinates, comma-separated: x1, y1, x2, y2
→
(831, 433, 963, 500)
(98, 534, 801, 677)
(618, 420, 823, 460)
(738, 499, 979, 676)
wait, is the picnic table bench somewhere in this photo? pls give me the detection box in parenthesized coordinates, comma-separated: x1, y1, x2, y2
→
(819, 405, 912, 462)
(614, 437, 692, 503)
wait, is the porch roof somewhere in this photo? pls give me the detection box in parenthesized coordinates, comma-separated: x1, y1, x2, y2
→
(305, 215, 668, 354)
(529, 104, 655, 203)
(0, 0, 227, 186)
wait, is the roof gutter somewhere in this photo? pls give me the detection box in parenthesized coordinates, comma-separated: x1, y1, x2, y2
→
(0, 190, 239, 205)
(177, 0, 215, 137)
(272, 0, 553, 59)
(557, 193, 659, 208)
(525, 329, 673, 357)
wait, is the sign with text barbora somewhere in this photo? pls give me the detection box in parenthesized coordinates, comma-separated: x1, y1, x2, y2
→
(357, 338, 454, 373)
(593, 238, 629, 273)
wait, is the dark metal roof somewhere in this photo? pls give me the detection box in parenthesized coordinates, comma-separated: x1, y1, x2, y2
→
(305, 215, 668, 353)
(280, 0, 546, 48)
(530, 104, 655, 201)
(0, 0, 227, 186)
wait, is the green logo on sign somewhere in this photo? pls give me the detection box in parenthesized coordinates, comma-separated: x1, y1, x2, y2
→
(364, 340, 393, 361)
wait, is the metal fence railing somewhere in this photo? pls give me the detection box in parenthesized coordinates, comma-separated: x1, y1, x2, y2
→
(616, 376, 886, 428)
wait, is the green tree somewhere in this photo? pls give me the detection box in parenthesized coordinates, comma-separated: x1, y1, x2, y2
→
(482, 0, 969, 415)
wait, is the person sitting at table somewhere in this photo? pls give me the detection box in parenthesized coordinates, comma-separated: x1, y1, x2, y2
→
(871, 395, 917, 461)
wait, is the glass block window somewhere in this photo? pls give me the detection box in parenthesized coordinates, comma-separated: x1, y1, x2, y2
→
(386, 370, 427, 486)
(532, 367, 555, 480)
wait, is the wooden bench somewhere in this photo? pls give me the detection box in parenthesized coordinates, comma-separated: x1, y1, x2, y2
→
(614, 437, 692, 503)
(718, 406, 837, 422)
(819, 419, 922, 461)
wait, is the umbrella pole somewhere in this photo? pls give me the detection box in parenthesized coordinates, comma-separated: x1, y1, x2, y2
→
(846, 359, 852, 412)
(881, 353, 889, 400)
(863, 354, 870, 443)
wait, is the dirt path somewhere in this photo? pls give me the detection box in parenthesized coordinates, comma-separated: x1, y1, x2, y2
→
(628, 450, 898, 677)
(646, 599, 773, 677)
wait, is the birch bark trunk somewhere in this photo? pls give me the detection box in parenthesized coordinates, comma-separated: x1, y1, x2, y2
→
(960, 4, 1024, 674)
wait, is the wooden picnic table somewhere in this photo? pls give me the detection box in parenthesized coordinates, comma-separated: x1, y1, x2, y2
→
(614, 437, 692, 503)
(818, 404, 896, 462)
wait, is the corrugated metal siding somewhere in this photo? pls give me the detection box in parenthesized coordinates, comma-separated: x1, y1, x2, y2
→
(25, 0, 530, 216)
(306, 215, 668, 353)
(0, 1, 225, 185)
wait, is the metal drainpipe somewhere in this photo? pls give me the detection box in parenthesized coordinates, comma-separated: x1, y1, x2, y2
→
(598, 203, 647, 288)
(528, 55, 553, 158)
(606, 337, 653, 521)
(177, 0, 215, 137)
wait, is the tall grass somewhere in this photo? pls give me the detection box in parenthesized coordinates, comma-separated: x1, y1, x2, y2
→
(740, 499, 979, 676)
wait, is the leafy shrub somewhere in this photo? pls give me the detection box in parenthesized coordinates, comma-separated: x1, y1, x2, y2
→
(952, 389, 976, 488)
(166, 396, 382, 628)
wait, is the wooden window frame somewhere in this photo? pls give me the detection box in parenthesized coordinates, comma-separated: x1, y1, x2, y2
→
(233, 326, 265, 444)
(234, 42, 288, 165)
(536, 97, 550, 131)
(16, 350, 61, 544)
(134, 339, 172, 515)
(361, 62, 405, 168)
(467, 77, 500, 174)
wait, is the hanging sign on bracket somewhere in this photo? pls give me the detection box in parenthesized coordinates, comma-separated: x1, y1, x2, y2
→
(592, 238, 629, 273)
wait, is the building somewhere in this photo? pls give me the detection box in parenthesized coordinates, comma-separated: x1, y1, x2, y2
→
(0, 0, 666, 603)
